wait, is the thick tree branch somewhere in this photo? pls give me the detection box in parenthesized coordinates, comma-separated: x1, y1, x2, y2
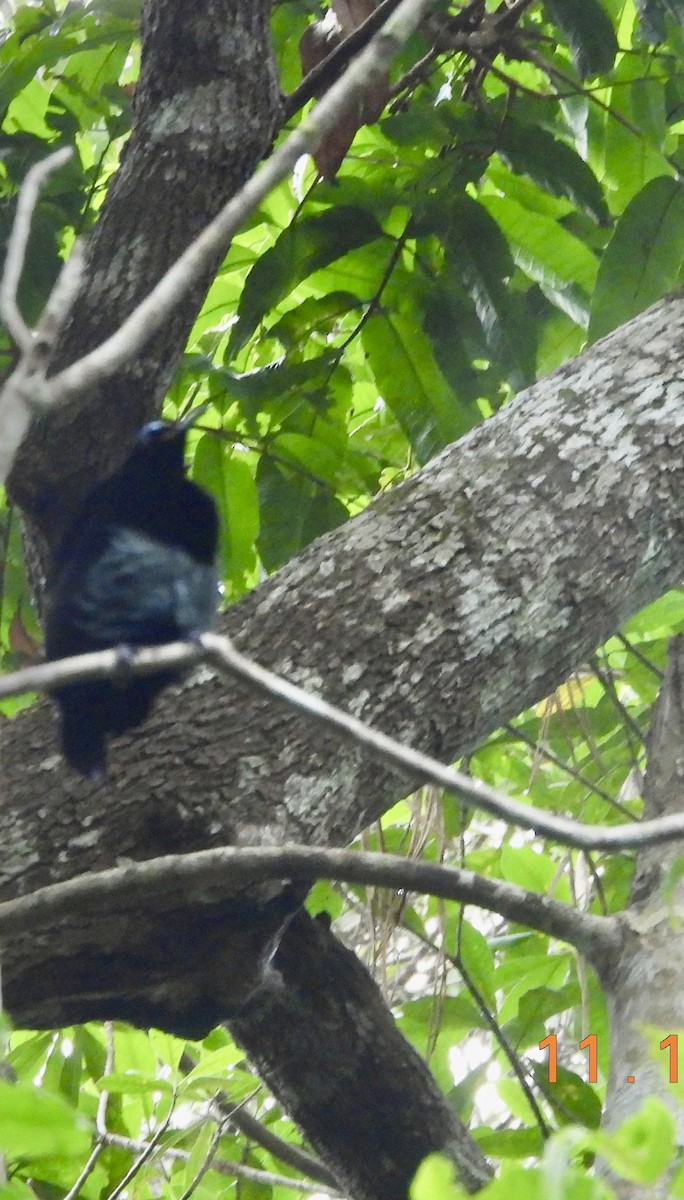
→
(3, 294, 684, 879)
(229, 910, 492, 1197)
(1, 291, 681, 1058)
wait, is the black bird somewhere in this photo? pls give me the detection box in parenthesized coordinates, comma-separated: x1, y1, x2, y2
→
(45, 409, 219, 777)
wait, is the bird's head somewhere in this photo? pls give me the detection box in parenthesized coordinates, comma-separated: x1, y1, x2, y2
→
(137, 404, 209, 447)
(132, 405, 209, 474)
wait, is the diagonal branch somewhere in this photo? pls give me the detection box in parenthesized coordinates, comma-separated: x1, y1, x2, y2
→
(0, 0, 440, 488)
(0, 631, 680, 853)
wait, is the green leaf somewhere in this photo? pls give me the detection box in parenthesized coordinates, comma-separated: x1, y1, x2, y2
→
(482, 194, 596, 326)
(532, 1063, 603, 1129)
(216, 355, 339, 425)
(268, 291, 362, 348)
(497, 955, 572, 1024)
(454, 921, 496, 1010)
(500, 844, 570, 898)
(99, 1072, 174, 1096)
(544, 0, 618, 77)
(513, 984, 581, 1045)
(0, 1080, 91, 1160)
(588, 176, 684, 342)
(362, 312, 469, 463)
(256, 458, 348, 571)
(421, 285, 487, 411)
(381, 106, 451, 149)
(602, 53, 671, 211)
(0, 4, 134, 118)
(411, 1154, 462, 1200)
(0, 1183, 40, 1200)
(192, 435, 259, 596)
(7, 1031, 55, 1079)
(444, 197, 536, 390)
(497, 117, 609, 224)
(596, 1097, 676, 1183)
(475, 1126, 543, 1158)
(182, 1045, 242, 1084)
(228, 207, 384, 355)
(272, 432, 343, 489)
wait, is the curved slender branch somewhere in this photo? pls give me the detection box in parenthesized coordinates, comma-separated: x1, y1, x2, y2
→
(0, 840, 621, 969)
(0, 0, 439, 487)
(177, 1049, 339, 1188)
(0, 148, 72, 355)
(0, 631, 680, 853)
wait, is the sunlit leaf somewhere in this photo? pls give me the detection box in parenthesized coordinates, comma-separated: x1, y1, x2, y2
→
(544, 0, 618, 77)
(228, 207, 385, 355)
(0, 1081, 90, 1159)
(589, 175, 684, 342)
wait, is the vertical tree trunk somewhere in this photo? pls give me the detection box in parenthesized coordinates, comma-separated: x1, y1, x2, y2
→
(9, 0, 282, 572)
(230, 911, 492, 1199)
(600, 637, 684, 1197)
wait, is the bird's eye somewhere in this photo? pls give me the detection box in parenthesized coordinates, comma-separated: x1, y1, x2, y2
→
(138, 420, 169, 444)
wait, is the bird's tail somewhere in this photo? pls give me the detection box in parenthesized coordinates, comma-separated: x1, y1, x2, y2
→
(59, 692, 107, 780)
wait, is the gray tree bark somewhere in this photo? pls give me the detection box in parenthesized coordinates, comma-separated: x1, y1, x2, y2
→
(3, 0, 684, 1195)
(3, 293, 683, 890)
(1, 290, 682, 1194)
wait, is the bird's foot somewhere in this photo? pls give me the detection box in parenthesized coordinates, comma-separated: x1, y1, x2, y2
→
(83, 764, 107, 785)
(185, 630, 209, 651)
(112, 643, 136, 686)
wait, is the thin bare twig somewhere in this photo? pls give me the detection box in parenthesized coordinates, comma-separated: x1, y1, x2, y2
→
(502, 721, 636, 819)
(106, 1092, 177, 1200)
(0, 148, 72, 354)
(590, 653, 646, 755)
(101, 1131, 340, 1194)
(98, 1023, 115, 1135)
(175, 1117, 228, 1200)
(191, 1067, 339, 1189)
(63, 1142, 106, 1200)
(0, 150, 85, 483)
(615, 633, 664, 680)
(409, 920, 551, 1137)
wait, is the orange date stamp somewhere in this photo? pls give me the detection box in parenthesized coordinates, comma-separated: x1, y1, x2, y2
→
(539, 1033, 679, 1084)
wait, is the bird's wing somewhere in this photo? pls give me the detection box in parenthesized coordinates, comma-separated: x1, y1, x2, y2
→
(46, 525, 217, 655)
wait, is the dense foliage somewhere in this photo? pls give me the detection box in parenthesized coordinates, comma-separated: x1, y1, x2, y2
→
(2, 0, 684, 1195)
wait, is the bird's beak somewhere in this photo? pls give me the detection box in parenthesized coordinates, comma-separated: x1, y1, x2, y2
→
(176, 403, 210, 432)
